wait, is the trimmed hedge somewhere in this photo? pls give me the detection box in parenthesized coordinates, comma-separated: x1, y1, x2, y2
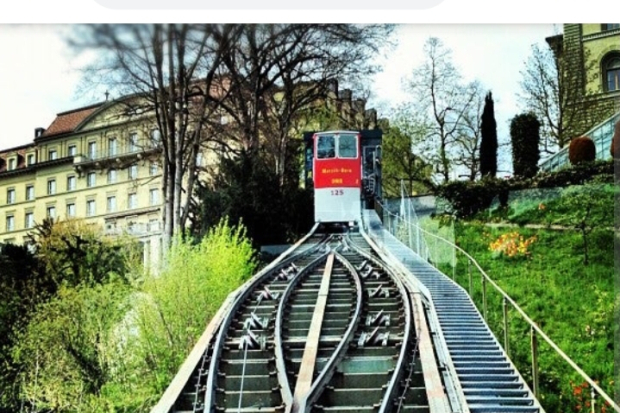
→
(435, 160, 614, 218)
(510, 113, 541, 178)
(568, 136, 595, 165)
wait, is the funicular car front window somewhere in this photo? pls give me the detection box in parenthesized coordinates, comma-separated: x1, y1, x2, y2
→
(338, 134, 357, 158)
(317, 135, 335, 159)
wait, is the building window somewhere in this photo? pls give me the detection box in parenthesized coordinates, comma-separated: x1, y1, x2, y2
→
(47, 179, 56, 195)
(47, 206, 56, 218)
(86, 200, 96, 216)
(148, 219, 159, 232)
(68, 145, 77, 156)
(6, 215, 15, 232)
(107, 196, 117, 212)
(602, 24, 620, 31)
(88, 141, 97, 158)
(7, 188, 15, 204)
(48, 149, 58, 160)
(128, 193, 137, 209)
(149, 162, 159, 176)
(129, 132, 138, 152)
(128, 164, 138, 180)
(26, 185, 34, 201)
(109, 138, 117, 156)
(8, 158, 16, 170)
(66, 203, 76, 217)
(25, 212, 34, 229)
(604, 54, 620, 92)
(67, 175, 77, 191)
(149, 188, 159, 206)
(150, 129, 161, 146)
(27, 154, 35, 165)
(107, 169, 117, 184)
(87, 172, 96, 187)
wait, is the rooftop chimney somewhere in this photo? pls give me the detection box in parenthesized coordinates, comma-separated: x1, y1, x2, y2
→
(339, 89, 352, 102)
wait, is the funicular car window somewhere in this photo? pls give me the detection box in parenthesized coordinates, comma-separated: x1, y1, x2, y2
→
(317, 135, 336, 159)
(338, 134, 357, 158)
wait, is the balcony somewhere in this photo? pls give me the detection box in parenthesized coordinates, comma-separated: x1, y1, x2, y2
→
(74, 146, 161, 173)
(105, 220, 162, 237)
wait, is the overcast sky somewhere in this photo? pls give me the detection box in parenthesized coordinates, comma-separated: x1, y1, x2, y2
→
(0, 24, 558, 153)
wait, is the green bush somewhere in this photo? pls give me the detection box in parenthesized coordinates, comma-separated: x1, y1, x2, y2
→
(435, 177, 509, 218)
(104, 218, 257, 410)
(10, 218, 257, 412)
(12, 280, 132, 412)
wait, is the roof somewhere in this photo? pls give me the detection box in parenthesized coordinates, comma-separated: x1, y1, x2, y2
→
(40, 103, 104, 139)
(0, 142, 35, 156)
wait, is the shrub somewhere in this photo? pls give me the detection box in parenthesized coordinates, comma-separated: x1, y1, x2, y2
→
(105, 218, 257, 407)
(568, 136, 596, 165)
(435, 177, 509, 218)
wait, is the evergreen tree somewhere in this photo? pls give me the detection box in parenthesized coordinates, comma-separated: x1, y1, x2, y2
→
(479, 91, 498, 177)
(510, 113, 541, 178)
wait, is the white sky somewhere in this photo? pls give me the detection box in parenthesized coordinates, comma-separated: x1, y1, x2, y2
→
(0, 24, 558, 152)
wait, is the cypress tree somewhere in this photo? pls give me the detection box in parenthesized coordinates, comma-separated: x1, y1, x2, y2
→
(479, 91, 498, 177)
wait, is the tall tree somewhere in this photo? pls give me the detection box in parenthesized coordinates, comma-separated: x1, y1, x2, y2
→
(518, 38, 607, 154)
(479, 91, 498, 177)
(401, 37, 483, 183)
(380, 119, 433, 198)
(213, 24, 393, 185)
(452, 82, 485, 181)
(69, 24, 239, 250)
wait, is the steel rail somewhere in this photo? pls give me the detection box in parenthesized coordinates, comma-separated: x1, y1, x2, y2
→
(202, 231, 330, 412)
(293, 253, 337, 407)
(273, 252, 331, 410)
(298, 251, 364, 413)
(342, 234, 415, 413)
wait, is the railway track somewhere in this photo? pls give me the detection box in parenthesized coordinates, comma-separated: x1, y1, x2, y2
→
(153, 228, 446, 413)
(153, 220, 543, 413)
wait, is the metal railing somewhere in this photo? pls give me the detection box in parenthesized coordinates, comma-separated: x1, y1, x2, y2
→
(74, 145, 161, 164)
(105, 221, 162, 236)
(376, 195, 619, 413)
(539, 111, 619, 172)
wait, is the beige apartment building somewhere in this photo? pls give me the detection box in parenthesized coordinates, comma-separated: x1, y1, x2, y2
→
(546, 23, 620, 136)
(540, 23, 620, 171)
(0, 79, 376, 269)
(0, 98, 166, 265)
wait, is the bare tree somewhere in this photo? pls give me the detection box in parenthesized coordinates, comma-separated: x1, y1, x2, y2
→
(213, 24, 394, 185)
(69, 24, 239, 249)
(452, 81, 485, 181)
(401, 37, 482, 183)
(518, 38, 608, 154)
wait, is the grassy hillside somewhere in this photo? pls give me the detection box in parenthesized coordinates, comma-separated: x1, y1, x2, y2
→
(430, 183, 616, 412)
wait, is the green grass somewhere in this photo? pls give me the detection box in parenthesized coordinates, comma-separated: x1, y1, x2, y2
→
(432, 219, 615, 412)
